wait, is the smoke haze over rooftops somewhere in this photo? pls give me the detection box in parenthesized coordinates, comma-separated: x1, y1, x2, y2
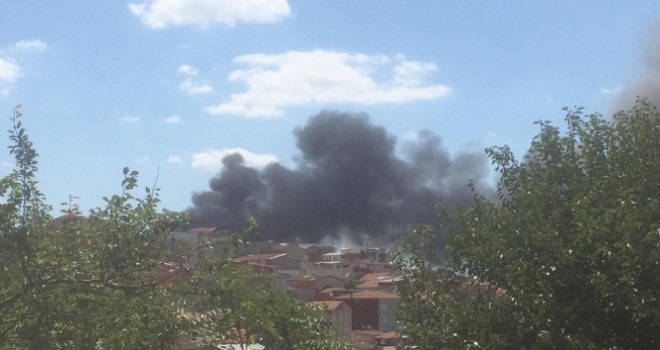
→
(615, 20, 660, 111)
(189, 111, 494, 243)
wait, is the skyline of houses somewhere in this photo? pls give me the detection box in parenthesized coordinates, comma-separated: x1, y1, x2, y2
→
(169, 226, 404, 350)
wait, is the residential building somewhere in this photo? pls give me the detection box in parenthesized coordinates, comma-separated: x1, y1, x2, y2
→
(233, 253, 300, 270)
(336, 291, 400, 332)
(307, 300, 352, 337)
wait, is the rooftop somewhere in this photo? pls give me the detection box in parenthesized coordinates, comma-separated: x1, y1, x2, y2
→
(322, 252, 346, 256)
(298, 243, 329, 250)
(359, 272, 398, 289)
(233, 253, 286, 262)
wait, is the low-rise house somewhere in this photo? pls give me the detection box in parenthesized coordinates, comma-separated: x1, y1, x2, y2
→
(348, 259, 392, 273)
(314, 252, 355, 278)
(261, 242, 336, 262)
(312, 274, 346, 290)
(168, 227, 236, 265)
(358, 272, 399, 292)
(233, 253, 300, 270)
(321, 252, 347, 262)
(315, 287, 350, 301)
(351, 330, 400, 350)
(270, 243, 308, 261)
(336, 291, 400, 332)
(287, 275, 346, 301)
(301, 260, 355, 280)
(307, 300, 352, 337)
(363, 247, 389, 263)
(297, 243, 335, 261)
(243, 241, 280, 255)
(339, 247, 363, 260)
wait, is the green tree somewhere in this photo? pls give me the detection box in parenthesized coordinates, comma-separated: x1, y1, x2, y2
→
(394, 100, 660, 349)
(183, 257, 353, 350)
(0, 106, 188, 349)
(0, 106, 352, 349)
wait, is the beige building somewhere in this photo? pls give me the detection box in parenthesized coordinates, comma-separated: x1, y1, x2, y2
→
(307, 300, 352, 337)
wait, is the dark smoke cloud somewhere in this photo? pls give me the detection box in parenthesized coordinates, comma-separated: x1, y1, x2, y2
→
(615, 20, 660, 111)
(189, 111, 493, 243)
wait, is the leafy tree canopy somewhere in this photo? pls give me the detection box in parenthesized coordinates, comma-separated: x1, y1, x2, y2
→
(394, 100, 660, 349)
(181, 255, 353, 350)
(0, 106, 188, 349)
(0, 106, 350, 349)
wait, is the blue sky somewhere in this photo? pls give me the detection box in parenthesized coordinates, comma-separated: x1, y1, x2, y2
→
(1, 1, 660, 214)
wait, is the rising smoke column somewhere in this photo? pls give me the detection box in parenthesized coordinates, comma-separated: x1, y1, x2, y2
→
(615, 20, 660, 110)
(189, 111, 493, 242)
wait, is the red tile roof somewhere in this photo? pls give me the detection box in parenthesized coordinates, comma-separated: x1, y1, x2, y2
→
(358, 272, 398, 289)
(319, 287, 347, 293)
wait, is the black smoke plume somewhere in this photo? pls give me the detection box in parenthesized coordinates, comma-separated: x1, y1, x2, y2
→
(190, 111, 493, 243)
(615, 20, 660, 111)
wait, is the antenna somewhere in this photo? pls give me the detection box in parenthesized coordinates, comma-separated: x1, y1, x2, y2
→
(68, 194, 80, 217)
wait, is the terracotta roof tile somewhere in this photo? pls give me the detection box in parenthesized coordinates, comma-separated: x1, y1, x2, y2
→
(358, 272, 398, 289)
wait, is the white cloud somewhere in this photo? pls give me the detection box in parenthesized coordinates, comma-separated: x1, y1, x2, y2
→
(0, 40, 47, 86)
(135, 156, 150, 163)
(601, 86, 622, 95)
(120, 115, 140, 123)
(178, 64, 198, 76)
(167, 155, 183, 163)
(0, 88, 10, 97)
(205, 50, 453, 118)
(128, 0, 291, 29)
(0, 58, 21, 82)
(179, 78, 213, 94)
(393, 61, 438, 86)
(192, 148, 278, 171)
(177, 64, 212, 95)
(164, 115, 183, 124)
(12, 40, 48, 53)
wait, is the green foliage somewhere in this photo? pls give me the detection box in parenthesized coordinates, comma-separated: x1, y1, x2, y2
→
(0, 106, 188, 349)
(181, 257, 353, 350)
(394, 100, 660, 349)
(343, 276, 360, 290)
(1, 106, 352, 349)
